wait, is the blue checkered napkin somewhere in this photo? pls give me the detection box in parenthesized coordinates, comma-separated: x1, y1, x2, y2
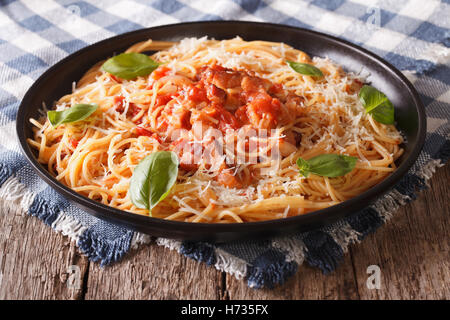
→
(0, 0, 449, 289)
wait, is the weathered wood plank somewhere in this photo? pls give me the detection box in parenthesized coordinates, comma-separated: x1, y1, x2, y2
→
(0, 206, 89, 300)
(84, 243, 224, 300)
(225, 253, 360, 299)
(350, 164, 450, 299)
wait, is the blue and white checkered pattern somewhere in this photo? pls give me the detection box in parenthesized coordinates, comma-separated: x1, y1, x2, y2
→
(0, 0, 449, 289)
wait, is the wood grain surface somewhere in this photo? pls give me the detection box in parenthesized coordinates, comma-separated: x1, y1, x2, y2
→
(0, 164, 448, 300)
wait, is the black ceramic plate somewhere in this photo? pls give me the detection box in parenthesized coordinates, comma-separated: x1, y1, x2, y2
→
(16, 21, 426, 242)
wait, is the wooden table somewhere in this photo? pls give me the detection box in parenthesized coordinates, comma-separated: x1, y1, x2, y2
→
(0, 164, 448, 300)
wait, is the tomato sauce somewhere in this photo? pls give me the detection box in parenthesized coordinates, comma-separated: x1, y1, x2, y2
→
(109, 74, 122, 83)
(69, 138, 79, 148)
(151, 66, 171, 81)
(135, 65, 293, 187)
(134, 126, 153, 137)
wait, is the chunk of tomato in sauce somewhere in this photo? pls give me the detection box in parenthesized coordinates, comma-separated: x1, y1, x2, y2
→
(200, 65, 242, 90)
(114, 96, 141, 115)
(114, 95, 126, 112)
(205, 83, 226, 105)
(190, 105, 240, 132)
(128, 103, 141, 118)
(151, 66, 171, 81)
(69, 138, 79, 148)
(172, 108, 192, 130)
(134, 126, 153, 137)
(181, 85, 208, 103)
(135, 127, 163, 144)
(237, 92, 281, 129)
(214, 105, 240, 131)
(269, 83, 283, 94)
(110, 74, 122, 83)
(216, 166, 243, 189)
(154, 94, 173, 108)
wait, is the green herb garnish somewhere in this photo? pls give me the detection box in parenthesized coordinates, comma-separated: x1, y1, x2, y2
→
(47, 103, 98, 128)
(358, 85, 395, 125)
(129, 151, 179, 214)
(101, 52, 160, 80)
(297, 154, 357, 178)
(287, 60, 323, 78)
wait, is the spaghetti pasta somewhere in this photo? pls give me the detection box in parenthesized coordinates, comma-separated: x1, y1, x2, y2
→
(28, 37, 403, 223)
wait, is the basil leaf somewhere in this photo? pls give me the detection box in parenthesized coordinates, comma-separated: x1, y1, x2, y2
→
(297, 154, 357, 178)
(47, 103, 98, 127)
(358, 85, 395, 125)
(287, 60, 323, 78)
(296, 157, 311, 178)
(370, 100, 394, 125)
(101, 52, 160, 80)
(129, 151, 179, 214)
